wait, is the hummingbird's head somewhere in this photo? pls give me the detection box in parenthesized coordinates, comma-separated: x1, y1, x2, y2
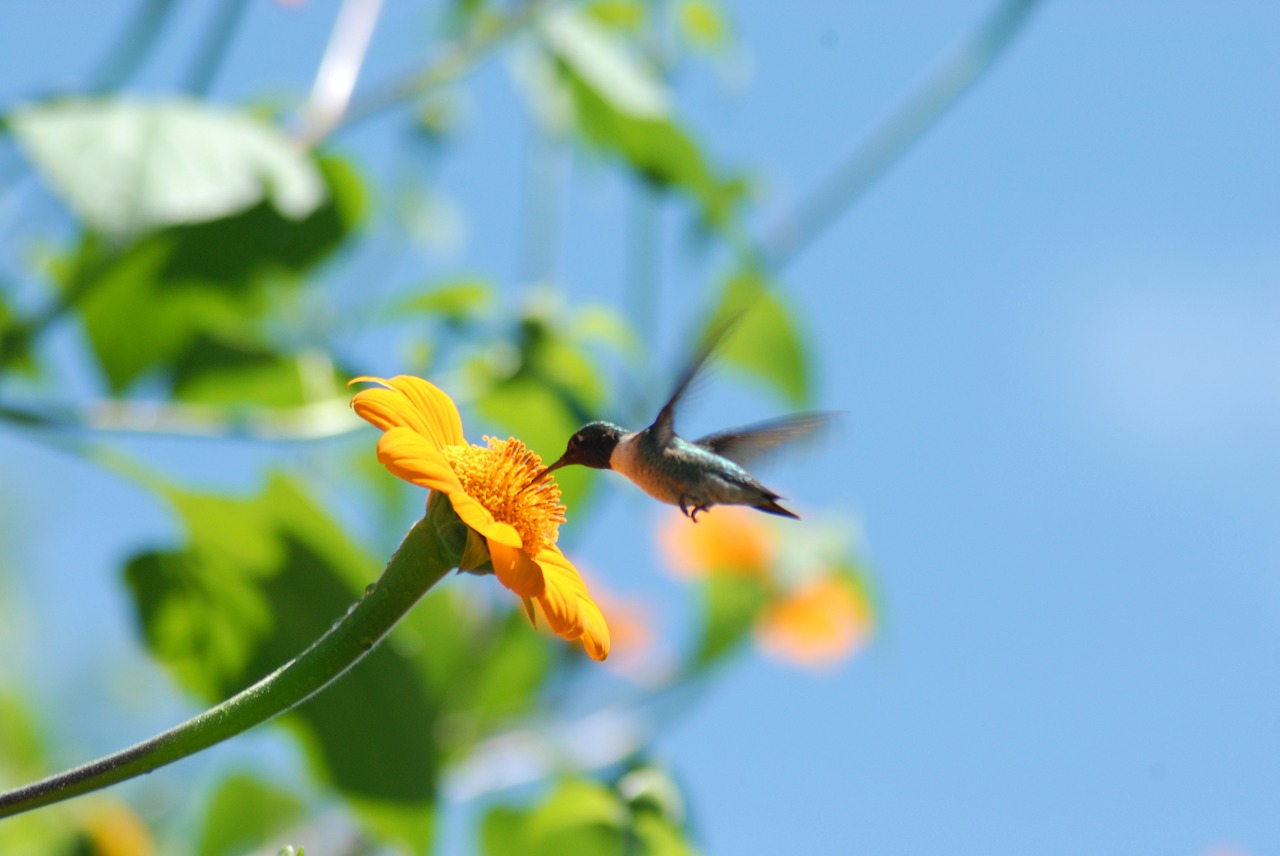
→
(543, 421, 625, 474)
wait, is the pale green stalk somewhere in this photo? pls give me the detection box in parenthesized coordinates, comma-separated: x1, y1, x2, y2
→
(0, 494, 466, 818)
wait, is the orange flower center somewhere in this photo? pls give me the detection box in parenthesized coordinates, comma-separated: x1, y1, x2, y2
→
(442, 436, 566, 556)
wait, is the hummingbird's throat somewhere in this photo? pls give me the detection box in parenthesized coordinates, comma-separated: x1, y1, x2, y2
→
(442, 437, 566, 556)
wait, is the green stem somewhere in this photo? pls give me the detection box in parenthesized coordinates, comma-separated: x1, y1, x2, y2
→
(184, 0, 251, 96)
(325, 0, 561, 141)
(0, 508, 462, 819)
(760, 0, 1044, 272)
(90, 0, 177, 91)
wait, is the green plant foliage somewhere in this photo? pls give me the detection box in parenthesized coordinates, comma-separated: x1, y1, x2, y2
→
(692, 574, 771, 670)
(11, 98, 326, 239)
(70, 157, 364, 392)
(707, 268, 810, 406)
(123, 474, 439, 851)
(395, 277, 494, 327)
(482, 777, 700, 856)
(675, 0, 728, 50)
(171, 337, 347, 407)
(0, 693, 46, 779)
(394, 587, 555, 749)
(472, 313, 620, 511)
(539, 9, 745, 228)
(198, 773, 304, 856)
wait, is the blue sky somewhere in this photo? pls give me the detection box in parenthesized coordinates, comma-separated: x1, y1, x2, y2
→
(3, 2, 1279, 855)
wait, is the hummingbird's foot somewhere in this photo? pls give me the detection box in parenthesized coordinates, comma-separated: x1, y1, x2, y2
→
(678, 497, 692, 519)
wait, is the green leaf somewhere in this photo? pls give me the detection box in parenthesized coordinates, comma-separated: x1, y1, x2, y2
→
(124, 474, 439, 851)
(72, 156, 363, 391)
(481, 806, 531, 856)
(540, 9, 744, 227)
(483, 776, 702, 856)
(0, 692, 47, 777)
(634, 812, 700, 856)
(475, 370, 596, 518)
(692, 574, 770, 670)
(0, 294, 38, 375)
(676, 0, 728, 49)
(11, 98, 325, 238)
(395, 277, 493, 326)
(171, 336, 346, 407)
(707, 269, 810, 406)
(198, 773, 304, 856)
(483, 779, 628, 856)
(541, 9, 667, 118)
(585, 0, 647, 32)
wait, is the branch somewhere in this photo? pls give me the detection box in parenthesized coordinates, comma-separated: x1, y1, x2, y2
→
(296, 0, 386, 145)
(314, 0, 563, 143)
(760, 0, 1045, 272)
(0, 504, 463, 818)
(0, 395, 363, 442)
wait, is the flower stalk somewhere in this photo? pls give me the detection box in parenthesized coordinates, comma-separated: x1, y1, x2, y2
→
(0, 510, 461, 819)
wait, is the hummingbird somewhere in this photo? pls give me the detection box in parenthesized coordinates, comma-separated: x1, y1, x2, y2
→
(535, 325, 834, 521)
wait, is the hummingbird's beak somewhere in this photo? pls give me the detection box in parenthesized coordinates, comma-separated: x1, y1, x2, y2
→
(520, 455, 568, 494)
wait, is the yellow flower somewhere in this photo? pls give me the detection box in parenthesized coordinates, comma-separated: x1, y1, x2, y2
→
(350, 375, 609, 661)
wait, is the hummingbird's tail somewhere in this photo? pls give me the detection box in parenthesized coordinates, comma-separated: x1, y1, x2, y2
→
(753, 498, 800, 519)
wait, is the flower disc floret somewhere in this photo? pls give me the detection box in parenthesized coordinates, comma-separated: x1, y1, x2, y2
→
(442, 437, 565, 559)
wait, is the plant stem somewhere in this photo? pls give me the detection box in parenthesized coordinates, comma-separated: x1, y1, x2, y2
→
(89, 0, 177, 91)
(761, 0, 1044, 272)
(0, 510, 460, 819)
(325, 0, 561, 141)
(184, 0, 251, 96)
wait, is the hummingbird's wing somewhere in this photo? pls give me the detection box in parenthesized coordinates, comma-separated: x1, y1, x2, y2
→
(648, 314, 742, 445)
(694, 412, 837, 467)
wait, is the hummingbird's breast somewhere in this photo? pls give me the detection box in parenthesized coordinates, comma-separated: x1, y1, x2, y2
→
(610, 433, 686, 504)
(611, 433, 762, 508)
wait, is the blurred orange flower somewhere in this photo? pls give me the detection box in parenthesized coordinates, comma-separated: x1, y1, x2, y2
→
(659, 505, 776, 578)
(659, 506, 874, 669)
(757, 575, 874, 668)
(84, 800, 154, 856)
(351, 375, 609, 661)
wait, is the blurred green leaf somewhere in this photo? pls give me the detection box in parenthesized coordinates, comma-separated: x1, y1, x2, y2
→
(676, 0, 728, 49)
(471, 311, 629, 513)
(0, 295, 38, 375)
(172, 337, 345, 407)
(585, 0, 646, 32)
(396, 277, 493, 326)
(198, 773, 304, 856)
(124, 474, 438, 851)
(483, 777, 701, 856)
(633, 813, 700, 856)
(0, 692, 47, 777)
(541, 9, 667, 118)
(475, 370, 595, 520)
(11, 98, 325, 239)
(482, 778, 627, 856)
(72, 156, 364, 391)
(481, 806, 529, 856)
(692, 574, 770, 669)
(707, 268, 810, 406)
(540, 9, 744, 227)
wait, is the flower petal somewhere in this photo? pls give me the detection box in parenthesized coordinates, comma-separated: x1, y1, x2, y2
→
(489, 539, 545, 598)
(375, 428, 464, 494)
(350, 375, 465, 448)
(534, 547, 611, 661)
